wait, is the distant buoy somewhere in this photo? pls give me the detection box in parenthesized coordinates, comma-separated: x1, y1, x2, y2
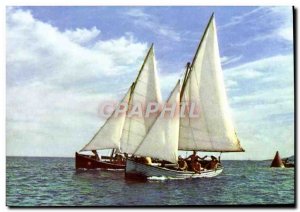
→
(270, 151, 285, 168)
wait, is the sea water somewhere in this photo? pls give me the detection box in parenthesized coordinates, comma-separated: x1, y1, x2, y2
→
(6, 157, 295, 206)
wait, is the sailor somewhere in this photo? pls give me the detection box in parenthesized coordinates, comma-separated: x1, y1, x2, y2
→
(92, 150, 100, 161)
(124, 153, 128, 159)
(177, 156, 188, 171)
(186, 151, 207, 162)
(205, 155, 219, 170)
(186, 151, 203, 173)
(144, 157, 152, 165)
(114, 154, 124, 165)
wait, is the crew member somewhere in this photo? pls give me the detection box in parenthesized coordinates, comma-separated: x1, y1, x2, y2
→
(186, 151, 204, 173)
(177, 156, 188, 171)
(92, 150, 100, 161)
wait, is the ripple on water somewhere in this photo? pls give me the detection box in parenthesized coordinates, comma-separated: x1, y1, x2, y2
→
(6, 157, 294, 206)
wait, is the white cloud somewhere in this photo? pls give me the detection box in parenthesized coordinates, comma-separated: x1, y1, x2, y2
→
(7, 9, 148, 85)
(63, 26, 101, 44)
(277, 26, 293, 42)
(223, 6, 293, 46)
(225, 80, 238, 90)
(221, 55, 242, 66)
(224, 54, 293, 88)
(123, 8, 150, 18)
(269, 7, 293, 42)
(6, 8, 149, 157)
(222, 54, 294, 160)
(123, 8, 181, 42)
(219, 7, 264, 30)
(159, 71, 182, 99)
(226, 68, 263, 80)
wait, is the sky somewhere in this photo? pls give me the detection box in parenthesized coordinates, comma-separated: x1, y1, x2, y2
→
(6, 6, 294, 160)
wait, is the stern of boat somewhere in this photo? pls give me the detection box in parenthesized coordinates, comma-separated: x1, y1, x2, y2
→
(125, 159, 148, 180)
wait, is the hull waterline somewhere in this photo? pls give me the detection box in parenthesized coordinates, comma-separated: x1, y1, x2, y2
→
(125, 159, 223, 180)
(75, 152, 125, 170)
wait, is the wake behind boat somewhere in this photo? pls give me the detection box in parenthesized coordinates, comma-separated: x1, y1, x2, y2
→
(125, 158, 223, 180)
(125, 13, 244, 180)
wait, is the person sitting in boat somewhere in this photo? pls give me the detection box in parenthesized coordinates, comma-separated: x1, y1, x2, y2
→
(92, 150, 100, 161)
(186, 151, 207, 163)
(282, 158, 289, 163)
(114, 154, 124, 164)
(193, 162, 201, 173)
(143, 157, 152, 165)
(205, 155, 219, 170)
(177, 156, 188, 171)
(186, 151, 203, 173)
(135, 156, 152, 165)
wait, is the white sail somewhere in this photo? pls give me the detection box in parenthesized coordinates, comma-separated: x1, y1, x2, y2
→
(120, 45, 162, 154)
(80, 87, 131, 151)
(179, 14, 244, 152)
(134, 81, 181, 164)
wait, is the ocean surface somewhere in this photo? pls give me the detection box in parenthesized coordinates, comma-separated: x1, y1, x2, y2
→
(6, 157, 295, 206)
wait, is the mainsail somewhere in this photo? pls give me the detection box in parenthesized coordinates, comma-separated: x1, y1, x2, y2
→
(134, 81, 181, 164)
(80, 44, 161, 152)
(120, 44, 162, 154)
(80, 86, 131, 151)
(179, 14, 244, 152)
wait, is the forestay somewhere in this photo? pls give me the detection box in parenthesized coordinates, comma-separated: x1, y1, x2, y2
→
(134, 81, 181, 164)
(179, 14, 244, 152)
(120, 45, 162, 154)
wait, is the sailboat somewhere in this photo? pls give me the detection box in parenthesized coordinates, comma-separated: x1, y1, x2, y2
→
(270, 151, 285, 168)
(125, 13, 244, 180)
(75, 44, 162, 170)
(270, 151, 294, 168)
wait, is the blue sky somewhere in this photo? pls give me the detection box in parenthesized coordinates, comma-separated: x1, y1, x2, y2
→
(6, 6, 294, 159)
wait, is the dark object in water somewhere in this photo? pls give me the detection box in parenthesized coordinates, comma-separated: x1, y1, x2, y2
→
(270, 151, 284, 168)
(282, 158, 295, 168)
(75, 152, 125, 170)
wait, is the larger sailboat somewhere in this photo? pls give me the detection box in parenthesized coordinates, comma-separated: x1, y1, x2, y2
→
(75, 45, 162, 170)
(125, 13, 244, 180)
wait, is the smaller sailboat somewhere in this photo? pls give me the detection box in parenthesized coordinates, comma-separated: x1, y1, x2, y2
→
(125, 13, 244, 180)
(270, 151, 285, 168)
(75, 86, 132, 170)
(282, 158, 295, 168)
(76, 45, 162, 170)
(270, 151, 294, 168)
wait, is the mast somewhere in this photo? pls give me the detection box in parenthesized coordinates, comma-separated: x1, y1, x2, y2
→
(130, 43, 154, 98)
(120, 44, 162, 154)
(181, 13, 215, 96)
(191, 13, 215, 68)
(180, 62, 191, 101)
(110, 149, 115, 162)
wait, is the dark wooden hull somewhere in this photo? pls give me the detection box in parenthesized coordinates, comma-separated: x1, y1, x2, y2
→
(283, 162, 295, 168)
(75, 152, 125, 170)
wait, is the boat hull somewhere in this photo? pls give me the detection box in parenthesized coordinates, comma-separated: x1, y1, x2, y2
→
(75, 152, 125, 170)
(283, 162, 295, 168)
(125, 159, 223, 180)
